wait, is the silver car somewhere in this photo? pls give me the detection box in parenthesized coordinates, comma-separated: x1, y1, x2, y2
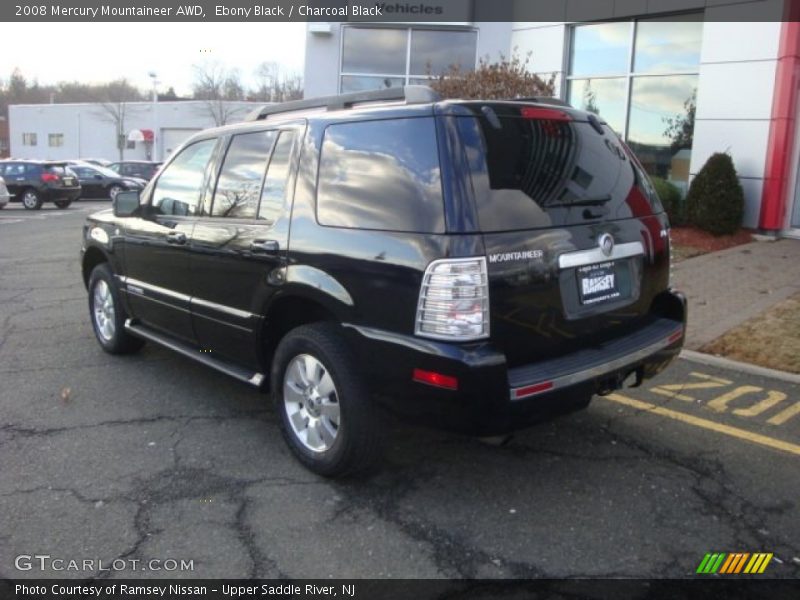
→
(0, 176, 10, 209)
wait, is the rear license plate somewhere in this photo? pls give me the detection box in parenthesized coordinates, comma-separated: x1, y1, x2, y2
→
(577, 261, 621, 305)
(63, 177, 75, 186)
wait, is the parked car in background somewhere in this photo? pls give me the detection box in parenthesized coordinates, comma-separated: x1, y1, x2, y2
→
(0, 176, 10, 209)
(0, 160, 81, 209)
(67, 162, 145, 200)
(80, 158, 113, 168)
(108, 160, 162, 181)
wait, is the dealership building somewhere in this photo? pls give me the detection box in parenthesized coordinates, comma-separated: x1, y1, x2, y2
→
(8, 100, 259, 163)
(303, 0, 800, 237)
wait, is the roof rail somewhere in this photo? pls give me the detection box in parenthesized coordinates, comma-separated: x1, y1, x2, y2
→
(246, 85, 441, 121)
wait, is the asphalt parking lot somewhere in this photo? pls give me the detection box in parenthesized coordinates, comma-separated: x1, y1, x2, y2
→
(1, 200, 799, 580)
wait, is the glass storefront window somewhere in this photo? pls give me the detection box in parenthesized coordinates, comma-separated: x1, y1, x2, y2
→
(568, 15, 702, 190)
(340, 27, 477, 93)
(410, 29, 477, 76)
(634, 17, 703, 74)
(341, 28, 407, 75)
(627, 75, 697, 190)
(340, 76, 405, 94)
(567, 78, 628, 134)
(570, 22, 631, 76)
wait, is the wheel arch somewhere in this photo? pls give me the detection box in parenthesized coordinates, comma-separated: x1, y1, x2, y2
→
(259, 285, 353, 370)
(82, 245, 111, 289)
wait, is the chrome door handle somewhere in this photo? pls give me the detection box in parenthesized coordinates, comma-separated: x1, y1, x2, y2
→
(166, 231, 187, 245)
(250, 239, 280, 254)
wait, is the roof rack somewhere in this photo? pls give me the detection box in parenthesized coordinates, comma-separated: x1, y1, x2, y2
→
(246, 85, 441, 121)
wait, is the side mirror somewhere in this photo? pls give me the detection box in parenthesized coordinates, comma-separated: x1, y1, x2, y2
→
(113, 190, 140, 217)
(94, 174, 103, 180)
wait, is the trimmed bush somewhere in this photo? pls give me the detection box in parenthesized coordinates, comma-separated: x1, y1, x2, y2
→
(651, 177, 684, 226)
(686, 153, 744, 236)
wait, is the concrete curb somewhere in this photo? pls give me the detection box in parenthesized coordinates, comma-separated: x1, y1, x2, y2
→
(680, 349, 800, 385)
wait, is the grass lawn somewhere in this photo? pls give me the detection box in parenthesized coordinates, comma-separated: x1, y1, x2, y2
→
(701, 293, 800, 374)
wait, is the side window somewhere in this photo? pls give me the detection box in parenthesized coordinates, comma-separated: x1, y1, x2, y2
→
(152, 139, 216, 216)
(316, 117, 444, 233)
(212, 130, 276, 219)
(259, 131, 296, 223)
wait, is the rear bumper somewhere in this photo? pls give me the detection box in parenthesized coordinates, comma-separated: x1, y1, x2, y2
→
(346, 290, 687, 435)
(43, 186, 81, 202)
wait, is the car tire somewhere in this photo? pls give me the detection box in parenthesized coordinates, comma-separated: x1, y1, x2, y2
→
(54, 200, 72, 209)
(271, 323, 383, 478)
(88, 263, 145, 355)
(21, 189, 42, 210)
(108, 185, 123, 201)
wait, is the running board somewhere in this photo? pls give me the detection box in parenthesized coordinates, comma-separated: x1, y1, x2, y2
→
(124, 319, 265, 388)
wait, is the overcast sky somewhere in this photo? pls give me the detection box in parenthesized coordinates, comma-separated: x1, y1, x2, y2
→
(0, 22, 307, 96)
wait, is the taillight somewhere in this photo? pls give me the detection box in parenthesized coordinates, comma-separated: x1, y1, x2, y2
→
(520, 106, 572, 121)
(41, 172, 60, 183)
(415, 257, 489, 341)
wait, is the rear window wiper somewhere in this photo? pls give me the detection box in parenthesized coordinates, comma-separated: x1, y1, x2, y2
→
(552, 195, 612, 208)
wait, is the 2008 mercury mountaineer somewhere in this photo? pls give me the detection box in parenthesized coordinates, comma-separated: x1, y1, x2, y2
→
(81, 86, 687, 477)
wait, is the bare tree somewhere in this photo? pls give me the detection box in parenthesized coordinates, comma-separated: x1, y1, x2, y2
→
(192, 62, 247, 126)
(254, 61, 280, 102)
(92, 79, 144, 161)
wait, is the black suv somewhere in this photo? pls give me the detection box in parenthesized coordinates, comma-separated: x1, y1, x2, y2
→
(81, 87, 686, 477)
(1, 160, 82, 209)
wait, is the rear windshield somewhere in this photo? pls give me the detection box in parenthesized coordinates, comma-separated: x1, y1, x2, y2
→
(454, 108, 661, 231)
(316, 117, 445, 233)
(43, 165, 69, 175)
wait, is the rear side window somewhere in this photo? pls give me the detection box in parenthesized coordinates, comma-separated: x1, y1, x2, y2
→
(317, 117, 444, 233)
(212, 131, 277, 219)
(259, 131, 296, 223)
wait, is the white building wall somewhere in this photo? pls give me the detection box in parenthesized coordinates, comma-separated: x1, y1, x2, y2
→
(9, 100, 261, 163)
(690, 19, 783, 228)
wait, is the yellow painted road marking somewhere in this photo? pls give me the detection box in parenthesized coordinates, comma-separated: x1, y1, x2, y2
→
(604, 393, 800, 457)
(768, 401, 800, 426)
(650, 371, 731, 402)
(690, 372, 733, 385)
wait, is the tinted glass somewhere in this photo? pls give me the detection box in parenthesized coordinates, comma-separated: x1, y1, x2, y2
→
(152, 139, 216, 216)
(570, 22, 631, 76)
(410, 29, 477, 76)
(627, 75, 697, 189)
(457, 110, 657, 231)
(317, 118, 444, 233)
(259, 131, 295, 223)
(342, 27, 407, 74)
(634, 18, 703, 74)
(567, 78, 627, 134)
(212, 131, 276, 219)
(43, 165, 68, 175)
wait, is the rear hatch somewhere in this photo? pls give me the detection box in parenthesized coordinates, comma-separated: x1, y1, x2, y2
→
(43, 163, 80, 189)
(440, 102, 671, 367)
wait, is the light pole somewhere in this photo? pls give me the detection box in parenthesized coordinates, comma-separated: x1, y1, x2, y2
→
(148, 71, 159, 161)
